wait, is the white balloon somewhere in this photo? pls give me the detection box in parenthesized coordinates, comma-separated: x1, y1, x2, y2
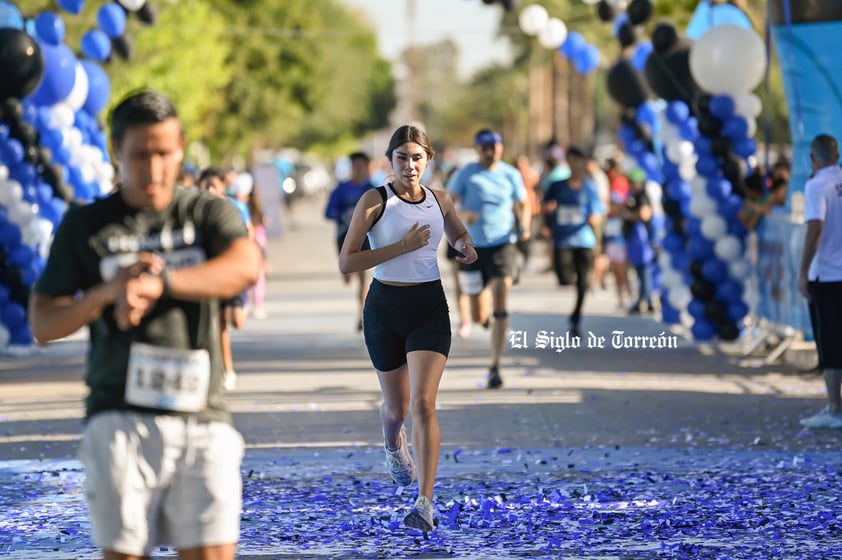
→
(689, 192, 716, 218)
(679, 161, 698, 181)
(518, 4, 549, 36)
(98, 179, 115, 196)
(0, 179, 23, 206)
(668, 285, 692, 311)
(118, 0, 146, 11)
(689, 24, 767, 94)
(746, 118, 757, 137)
(50, 103, 75, 130)
(0, 325, 9, 348)
(690, 176, 707, 194)
(714, 235, 743, 263)
(733, 92, 762, 119)
(729, 259, 751, 280)
(0, 165, 7, 181)
(64, 62, 89, 112)
(63, 127, 83, 151)
(538, 18, 568, 50)
(9, 201, 36, 227)
(701, 214, 727, 240)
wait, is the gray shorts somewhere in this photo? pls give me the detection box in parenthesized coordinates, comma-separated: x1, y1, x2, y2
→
(77, 411, 244, 556)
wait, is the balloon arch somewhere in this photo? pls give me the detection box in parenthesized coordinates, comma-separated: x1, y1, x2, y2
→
(0, 0, 153, 349)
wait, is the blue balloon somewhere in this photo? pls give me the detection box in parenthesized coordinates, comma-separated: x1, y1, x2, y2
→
(686, 217, 702, 238)
(0, 283, 8, 304)
(662, 233, 684, 253)
(81, 29, 111, 62)
(7, 244, 33, 268)
(667, 179, 691, 202)
(613, 13, 630, 37)
(2, 137, 24, 165)
(688, 237, 714, 261)
(666, 100, 690, 125)
(680, 117, 699, 141)
(81, 60, 111, 115)
(637, 101, 659, 130)
(734, 137, 757, 158)
(728, 218, 748, 238)
(27, 43, 77, 107)
(686, 2, 752, 40)
(0, 0, 24, 29)
(9, 162, 36, 187)
(695, 154, 719, 178)
(661, 299, 681, 324)
(701, 258, 729, 283)
(56, 0, 85, 15)
(727, 301, 749, 322)
(691, 319, 717, 341)
(706, 178, 732, 201)
(97, 2, 126, 39)
(709, 95, 736, 120)
(575, 43, 600, 75)
(0, 222, 20, 250)
(34, 11, 65, 46)
(0, 302, 26, 330)
(693, 136, 712, 156)
(722, 116, 749, 140)
(671, 250, 690, 272)
(716, 280, 744, 304)
(631, 41, 653, 72)
(688, 299, 706, 320)
(561, 31, 586, 59)
(718, 194, 743, 220)
(40, 197, 66, 225)
(36, 182, 54, 206)
(10, 323, 31, 345)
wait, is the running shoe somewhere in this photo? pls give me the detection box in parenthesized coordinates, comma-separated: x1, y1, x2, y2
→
(223, 370, 237, 391)
(487, 365, 503, 389)
(800, 406, 842, 429)
(404, 495, 435, 532)
(385, 425, 415, 486)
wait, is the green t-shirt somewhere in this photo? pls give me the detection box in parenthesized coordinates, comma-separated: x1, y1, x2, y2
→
(34, 187, 249, 424)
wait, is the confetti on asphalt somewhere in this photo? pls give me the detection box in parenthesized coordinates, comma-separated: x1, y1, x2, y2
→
(2, 446, 842, 559)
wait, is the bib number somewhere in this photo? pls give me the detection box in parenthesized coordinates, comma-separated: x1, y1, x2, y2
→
(604, 217, 623, 237)
(458, 269, 484, 296)
(556, 206, 583, 226)
(126, 343, 211, 412)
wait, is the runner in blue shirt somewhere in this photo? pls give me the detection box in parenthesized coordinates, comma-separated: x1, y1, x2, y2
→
(447, 129, 530, 388)
(326, 152, 376, 331)
(542, 146, 605, 338)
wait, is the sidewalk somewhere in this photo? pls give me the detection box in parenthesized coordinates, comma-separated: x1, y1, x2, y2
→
(1, 195, 839, 559)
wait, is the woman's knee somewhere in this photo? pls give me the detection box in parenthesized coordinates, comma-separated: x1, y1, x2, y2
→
(409, 397, 437, 422)
(381, 401, 409, 423)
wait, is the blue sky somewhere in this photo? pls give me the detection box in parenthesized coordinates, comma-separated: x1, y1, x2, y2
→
(340, 0, 513, 78)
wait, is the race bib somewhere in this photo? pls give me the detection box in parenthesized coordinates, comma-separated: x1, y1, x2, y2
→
(556, 206, 583, 226)
(126, 343, 211, 412)
(458, 269, 484, 296)
(604, 217, 623, 237)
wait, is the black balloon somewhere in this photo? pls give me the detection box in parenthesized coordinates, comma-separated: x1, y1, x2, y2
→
(651, 23, 678, 54)
(695, 93, 713, 116)
(0, 29, 44, 101)
(704, 301, 728, 325)
(111, 34, 134, 61)
(723, 154, 747, 188)
(663, 198, 682, 218)
(711, 136, 733, 157)
(618, 22, 638, 49)
(10, 121, 38, 151)
(718, 321, 741, 341)
(644, 40, 699, 104)
(606, 57, 651, 108)
(1, 97, 23, 122)
(136, 1, 157, 25)
(689, 260, 704, 279)
(597, 0, 615, 22)
(691, 279, 716, 302)
(627, 0, 654, 25)
(697, 115, 722, 139)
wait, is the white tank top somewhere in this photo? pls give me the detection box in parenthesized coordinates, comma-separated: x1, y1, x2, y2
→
(368, 184, 445, 283)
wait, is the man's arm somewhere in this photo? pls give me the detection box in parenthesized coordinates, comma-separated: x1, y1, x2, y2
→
(799, 219, 823, 298)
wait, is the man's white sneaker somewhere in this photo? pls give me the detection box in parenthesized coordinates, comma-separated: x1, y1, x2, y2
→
(223, 370, 238, 391)
(800, 406, 842, 429)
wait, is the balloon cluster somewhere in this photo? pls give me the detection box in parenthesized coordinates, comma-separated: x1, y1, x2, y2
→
(0, 0, 156, 347)
(518, 4, 601, 75)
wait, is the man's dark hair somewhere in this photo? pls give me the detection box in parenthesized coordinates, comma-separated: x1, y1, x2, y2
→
(566, 145, 587, 160)
(109, 90, 179, 143)
(349, 152, 370, 163)
(810, 134, 839, 166)
(198, 166, 225, 186)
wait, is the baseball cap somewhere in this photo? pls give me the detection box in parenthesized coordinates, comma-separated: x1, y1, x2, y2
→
(474, 130, 502, 145)
(231, 172, 254, 196)
(627, 168, 647, 183)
